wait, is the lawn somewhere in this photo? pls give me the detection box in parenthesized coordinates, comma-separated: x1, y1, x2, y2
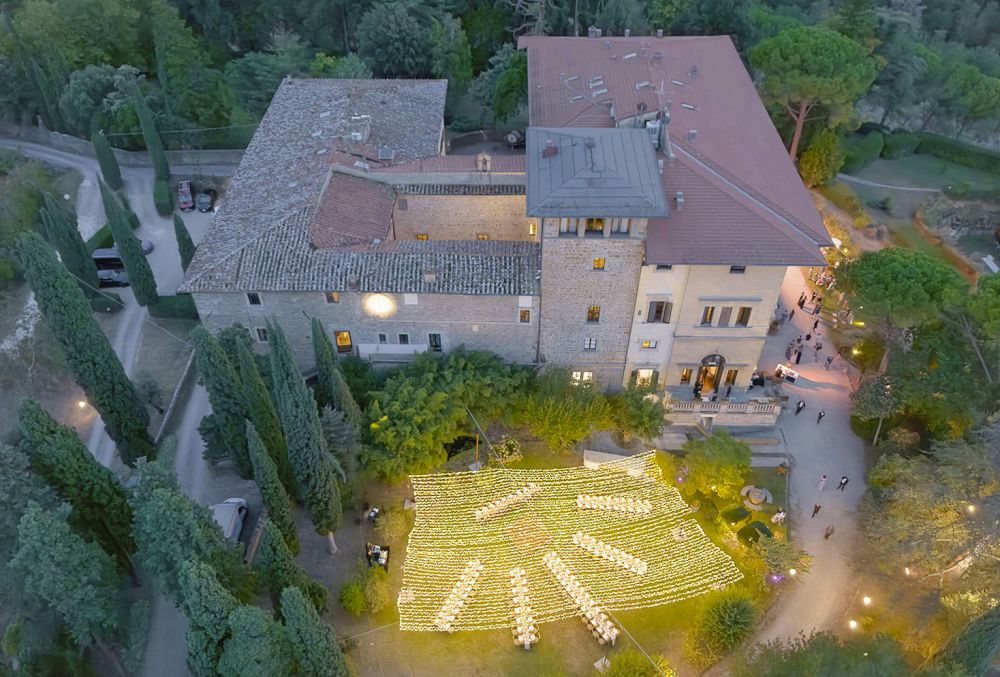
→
(853, 156, 1000, 192)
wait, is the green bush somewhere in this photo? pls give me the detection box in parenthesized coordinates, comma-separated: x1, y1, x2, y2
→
(91, 292, 124, 313)
(816, 181, 869, 226)
(153, 178, 173, 216)
(448, 116, 482, 133)
(915, 133, 1000, 175)
(85, 224, 114, 252)
(798, 130, 845, 187)
(148, 294, 198, 319)
(699, 589, 757, 651)
(375, 507, 408, 543)
(118, 192, 141, 230)
(840, 132, 884, 173)
(339, 579, 365, 616)
(362, 566, 390, 613)
(881, 131, 920, 159)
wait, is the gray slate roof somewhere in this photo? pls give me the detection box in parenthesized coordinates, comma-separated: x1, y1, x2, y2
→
(183, 207, 541, 295)
(525, 127, 667, 217)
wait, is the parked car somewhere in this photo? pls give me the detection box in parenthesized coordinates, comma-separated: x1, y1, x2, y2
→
(97, 269, 129, 287)
(177, 180, 194, 211)
(196, 188, 217, 212)
(92, 249, 125, 270)
(211, 498, 248, 541)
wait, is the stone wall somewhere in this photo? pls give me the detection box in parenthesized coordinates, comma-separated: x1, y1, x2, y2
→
(392, 194, 535, 242)
(192, 290, 540, 367)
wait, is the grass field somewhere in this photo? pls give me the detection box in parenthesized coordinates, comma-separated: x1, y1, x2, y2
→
(853, 156, 1000, 192)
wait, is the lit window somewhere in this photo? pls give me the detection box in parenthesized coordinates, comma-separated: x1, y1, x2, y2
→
(520, 309, 531, 323)
(736, 306, 752, 327)
(647, 301, 672, 324)
(584, 337, 597, 350)
(324, 291, 340, 304)
(641, 340, 657, 349)
(255, 327, 268, 342)
(701, 306, 716, 326)
(378, 333, 387, 344)
(477, 233, 489, 240)
(334, 330, 352, 353)
(725, 369, 739, 386)
(587, 305, 601, 323)
(416, 233, 429, 240)
(635, 368, 654, 388)
(529, 222, 537, 236)
(680, 368, 692, 384)
(398, 333, 409, 345)
(585, 217, 604, 234)
(246, 292, 262, 306)
(593, 257, 605, 270)
(571, 371, 594, 385)
(730, 265, 746, 274)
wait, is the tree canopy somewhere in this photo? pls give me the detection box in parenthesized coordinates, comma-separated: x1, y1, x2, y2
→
(678, 430, 752, 501)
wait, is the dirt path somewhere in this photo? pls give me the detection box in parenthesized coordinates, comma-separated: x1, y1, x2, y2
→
(837, 173, 941, 193)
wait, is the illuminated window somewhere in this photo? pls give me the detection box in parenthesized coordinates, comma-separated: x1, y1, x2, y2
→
(334, 330, 352, 353)
(416, 233, 429, 240)
(585, 217, 604, 235)
(571, 371, 594, 385)
(587, 305, 601, 323)
(725, 369, 739, 386)
(520, 309, 531, 323)
(255, 327, 268, 342)
(477, 233, 489, 240)
(529, 222, 537, 236)
(641, 340, 657, 349)
(593, 257, 605, 270)
(246, 292, 262, 306)
(680, 368, 692, 384)
(736, 306, 752, 327)
(324, 291, 340, 304)
(584, 337, 597, 350)
(635, 368, 654, 388)
(701, 306, 716, 325)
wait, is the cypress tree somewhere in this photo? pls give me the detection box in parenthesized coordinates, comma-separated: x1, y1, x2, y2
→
(130, 80, 170, 182)
(281, 586, 348, 677)
(39, 193, 98, 290)
(332, 367, 363, 426)
(217, 324, 253, 367)
(190, 327, 250, 476)
(269, 321, 343, 553)
(92, 131, 122, 191)
(17, 399, 138, 582)
(247, 422, 298, 554)
(238, 340, 293, 492)
(30, 59, 65, 132)
(16, 231, 152, 464)
(320, 406, 358, 504)
(99, 179, 158, 306)
(218, 606, 293, 677)
(178, 560, 239, 677)
(312, 318, 337, 408)
(932, 603, 1000, 676)
(256, 521, 327, 615)
(174, 214, 196, 271)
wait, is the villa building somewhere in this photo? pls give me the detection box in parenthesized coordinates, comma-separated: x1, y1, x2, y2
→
(180, 34, 830, 399)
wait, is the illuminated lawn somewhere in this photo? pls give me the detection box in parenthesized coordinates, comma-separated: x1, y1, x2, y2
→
(398, 453, 743, 635)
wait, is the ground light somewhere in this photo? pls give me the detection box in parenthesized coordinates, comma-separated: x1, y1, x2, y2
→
(77, 400, 87, 409)
(848, 619, 859, 630)
(967, 504, 977, 514)
(862, 595, 872, 606)
(788, 568, 797, 576)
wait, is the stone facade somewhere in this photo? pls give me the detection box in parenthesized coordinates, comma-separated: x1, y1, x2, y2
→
(392, 194, 536, 242)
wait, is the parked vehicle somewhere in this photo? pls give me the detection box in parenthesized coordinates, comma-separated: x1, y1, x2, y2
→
(211, 498, 248, 541)
(196, 189, 217, 212)
(97, 269, 129, 287)
(92, 249, 125, 271)
(177, 180, 194, 211)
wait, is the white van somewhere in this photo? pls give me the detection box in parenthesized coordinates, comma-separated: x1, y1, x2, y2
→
(211, 498, 248, 541)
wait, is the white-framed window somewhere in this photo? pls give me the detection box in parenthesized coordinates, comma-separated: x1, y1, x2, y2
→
(403, 293, 418, 305)
(324, 291, 340, 304)
(255, 327, 268, 342)
(647, 300, 673, 324)
(610, 218, 630, 234)
(584, 337, 597, 351)
(635, 368, 654, 387)
(571, 370, 594, 385)
(246, 292, 262, 306)
(559, 217, 579, 234)
(736, 306, 752, 327)
(701, 306, 716, 326)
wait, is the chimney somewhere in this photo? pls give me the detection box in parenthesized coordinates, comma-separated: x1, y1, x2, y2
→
(423, 269, 437, 284)
(624, 29, 631, 37)
(656, 29, 664, 38)
(587, 25, 599, 38)
(541, 139, 558, 159)
(687, 129, 698, 142)
(657, 159, 665, 174)
(675, 191, 685, 210)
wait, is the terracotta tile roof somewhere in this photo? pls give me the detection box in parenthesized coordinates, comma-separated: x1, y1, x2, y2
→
(310, 172, 395, 248)
(374, 154, 526, 173)
(519, 35, 831, 264)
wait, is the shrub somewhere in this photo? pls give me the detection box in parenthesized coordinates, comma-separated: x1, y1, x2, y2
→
(491, 435, 523, 465)
(699, 589, 758, 651)
(375, 508, 408, 543)
(85, 224, 114, 252)
(602, 648, 675, 676)
(798, 130, 845, 187)
(816, 181, 869, 227)
(840, 131, 884, 173)
(148, 294, 199, 319)
(881, 131, 920, 159)
(118, 192, 141, 229)
(91, 292, 124, 313)
(449, 116, 482, 133)
(153, 178, 172, 216)
(339, 579, 365, 616)
(915, 133, 1000, 175)
(362, 566, 390, 613)
(519, 368, 611, 451)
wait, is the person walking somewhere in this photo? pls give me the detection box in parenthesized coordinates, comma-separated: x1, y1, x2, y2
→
(795, 349, 802, 364)
(837, 476, 849, 491)
(789, 308, 795, 321)
(824, 525, 835, 540)
(816, 410, 826, 424)
(810, 290, 817, 303)
(812, 319, 819, 331)
(814, 299, 823, 316)
(795, 400, 806, 415)
(785, 344, 793, 360)
(798, 292, 807, 307)
(817, 474, 828, 491)
(805, 332, 812, 342)
(825, 355, 834, 370)
(812, 504, 822, 518)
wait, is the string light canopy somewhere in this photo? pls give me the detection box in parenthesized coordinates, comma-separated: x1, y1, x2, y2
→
(398, 453, 743, 635)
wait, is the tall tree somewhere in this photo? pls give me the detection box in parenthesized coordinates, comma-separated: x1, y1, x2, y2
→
(750, 26, 877, 158)
(255, 521, 328, 615)
(173, 214, 196, 271)
(320, 406, 359, 502)
(849, 375, 901, 445)
(190, 327, 251, 476)
(356, 3, 430, 77)
(932, 602, 1000, 677)
(177, 560, 239, 677)
(16, 231, 152, 464)
(237, 340, 293, 491)
(92, 130, 122, 191)
(99, 178, 158, 306)
(17, 399, 137, 581)
(247, 422, 298, 554)
(312, 318, 338, 410)
(678, 429, 752, 501)
(38, 192, 98, 290)
(671, 0, 755, 51)
(269, 321, 342, 553)
(129, 79, 170, 182)
(740, 632, 909, 675)
(331, 367, 362, 426)
(429, 14, 473, 110)
(281, 586, 348, 677)
(832, 0, 877, 50)
(218, 606, 293, 677)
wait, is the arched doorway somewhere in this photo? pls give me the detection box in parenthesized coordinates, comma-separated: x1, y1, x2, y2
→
(695, 354, 726, 394)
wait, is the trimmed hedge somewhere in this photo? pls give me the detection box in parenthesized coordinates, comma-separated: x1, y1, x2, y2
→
(91, 292, 124, 314)
(840, 132, 885, 173)
(153, 178, 172, 216)
(147, 294, 198, 319)
(881, 131, 920, 159)
(85, 224, 114, 252)
(915, 133, 1000, 175)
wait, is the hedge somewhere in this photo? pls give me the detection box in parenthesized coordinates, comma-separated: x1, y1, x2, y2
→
(881, 131, 920, 159)
(915, 133, 1000, 175)
(91, 292, 124, 314)
(816, 181, 869, 226)
(153, 178, 173, 216)
(85, 224, 114, 252)
(147, 294, 198, 319)
(840, 132, 885, 173)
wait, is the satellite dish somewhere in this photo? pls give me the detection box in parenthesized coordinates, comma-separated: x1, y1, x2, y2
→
(637, 101, 648, 114)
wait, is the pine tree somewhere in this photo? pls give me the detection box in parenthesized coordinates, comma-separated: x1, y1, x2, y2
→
(256, 520, 327, 615)
(174, 214, 196, 271)
(38, 193, 98, 290)
(190, 327, 250, 476)
(218, 606, 293, 677)
(92, 131, 123, 190)
(16, 231, 152, 464)
(332, 367, 363, 426)
(130, 80, 170, 182)
(281, 586, 348, 677)
(269, 321, 342, 552)
(312, 318, 337, 409)
(247, 422, 298, 554)
(178, 560, 239, 677)
(99, 179, 158, 306)
(17, 399, 137, 582)
(238, 340, 293, 491)
(932, 603, 1000, 676)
